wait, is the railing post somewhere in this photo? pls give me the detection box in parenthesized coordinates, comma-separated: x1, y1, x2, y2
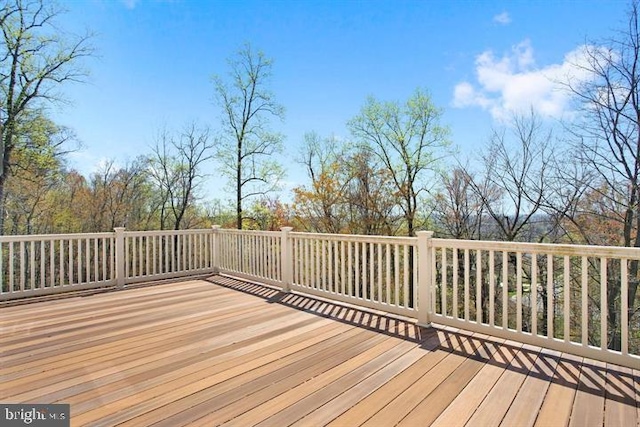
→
(211, 225, 221, 274)
(417, 231, 434, 327)
(281, 227, 293, 292)
(114, 227, 126, 289)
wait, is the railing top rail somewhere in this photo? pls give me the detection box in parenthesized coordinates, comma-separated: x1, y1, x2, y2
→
(217, 229, 278, 236)
(290, 231, 416, 245)
(0, 232, 115, 243)
(434, 238, 640, 259)
(125, 229, 213, 237)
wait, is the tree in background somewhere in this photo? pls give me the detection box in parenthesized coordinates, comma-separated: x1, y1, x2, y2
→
(0, 0, 92, 233)
(348, 88, 450, 237)
(564, 0, 640, 350)
(148, 123, 214, 230)
(467, 110, 556, 242)
(213, 43, 285, 230)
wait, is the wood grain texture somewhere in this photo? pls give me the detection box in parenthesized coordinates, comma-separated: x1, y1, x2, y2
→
(1, 275, 637, 427)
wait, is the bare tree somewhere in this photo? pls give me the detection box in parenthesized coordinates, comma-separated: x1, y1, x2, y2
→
(0, 0, 93, 232)
(213, 43, 285, 229)
(432, 167, 486, 240)
(468, 110, 555, 242)
(148, 123, 214, 230)
(564, 0, 640, 350)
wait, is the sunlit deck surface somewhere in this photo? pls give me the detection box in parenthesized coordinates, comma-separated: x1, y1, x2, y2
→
(1, 276, 638, 427)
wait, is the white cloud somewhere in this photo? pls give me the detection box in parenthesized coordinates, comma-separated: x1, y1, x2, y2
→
(493, 12, 511, 25)
(453, 40, 597, 121)
(120, 0, 138, 10)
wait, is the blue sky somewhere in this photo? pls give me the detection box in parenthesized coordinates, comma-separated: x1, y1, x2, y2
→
(53, 0, 626, 204)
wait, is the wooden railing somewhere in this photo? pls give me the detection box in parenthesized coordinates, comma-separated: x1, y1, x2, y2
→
(215, 228, 640, 369)
(0, 228, 216, 301)
(1, 226, 639, 368)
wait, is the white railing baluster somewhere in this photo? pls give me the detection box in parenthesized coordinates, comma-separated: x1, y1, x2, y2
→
(547, 254, 554, 339)
(503, 251, 508, 330)
(477, 249, 482, 325)
(581, 256, 588, 347)
(621, 258, 628, 355)
(517, 252, 522, 332)
(601, 257, 608, 350)
(464, 249, 470, 322)
(531, 253, 537, 336)
(564, 255, 570, 343)
(441, 248, 447, 316)
(489, 250, 495, 327)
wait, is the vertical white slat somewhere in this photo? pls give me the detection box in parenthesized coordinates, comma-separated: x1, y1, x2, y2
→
(621, 258, 629, 355)
(85, 238, 90, 282)
(403, 244, 409, 308)
(476, 249, 482, 325)
(431, 243, 437, 314)
(50, 240, 55, 287)
(183, 234, 188, 272)
(601, 257, 608, 350)
(352, 240, 357, 297)
(59, 240, 64, 287)
(340, 240, 346, 295)
(441, 248, 447, 316)
(322, 239, 328, 292)
(9, 242, 15, 292)
(516, 252, 522, 332)
(531, 253, 538, 336)
(335, 240, 340, 293)
(489, 250, 495, 327)
(313, 237, 319, 289)
(171, 233, 176, 273)
(20, 241, 25, 291)
(362, 242, 368, 299)
(464, 249, 470, 322)
(68, 239, 74, 285)
(262, 235, 267, 278)
(93, 238, 99, 282)
(145, 235, 150, 276)
(453, 248, 459, 319)
(547, 254, 554, 339)
(370, 243, 376, 302)
(503, 251, 509, 329)
(30, 241, 35, 290)
(564, 255, 570, 343)
(133, 236, 139, 277)
(581, 256, 588, 347)
(414, 243, 419, 311)
(394, 243, 400, 306)
(385, 243, 391, 304)
(152, 235, 157, 275)
(40, 240, 45, 289)
(377, 243, 382, 303)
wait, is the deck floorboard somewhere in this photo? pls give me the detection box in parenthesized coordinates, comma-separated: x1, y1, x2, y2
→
(1, 275, 638, 426)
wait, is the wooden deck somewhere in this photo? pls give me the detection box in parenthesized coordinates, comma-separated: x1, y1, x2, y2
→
(1, 275, 638, 427)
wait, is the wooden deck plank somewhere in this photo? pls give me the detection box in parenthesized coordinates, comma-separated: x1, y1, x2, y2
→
(120, 328, 388, 426)
(499, 348, 561, 427)
(0, 276, 637, 427)
(396, 335, 506, 426)
(252, 339, 419, 427)
(214, 331, 410, 427)
(603, 363, 638, 426)
(534, 352, 582, 427)
(464, 343, 540, 426)
(568, 358, 606, 427)
(358, 331, 481, 427)
(71, 321, 361, 425)
(325, 327, 460, 427)
(430, 339, 524, 427)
